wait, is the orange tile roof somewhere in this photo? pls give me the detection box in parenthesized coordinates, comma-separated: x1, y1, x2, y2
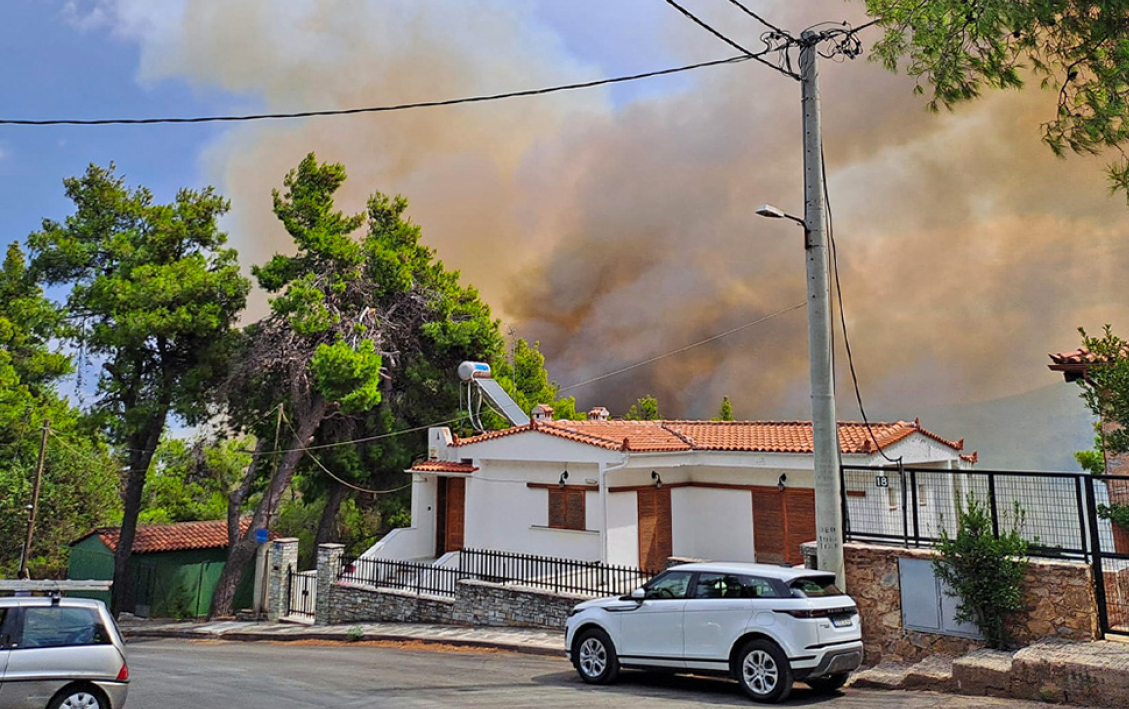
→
(408, 461, 478, 474)
(76, 518, 265, 554)
(452, 419, 965, 455)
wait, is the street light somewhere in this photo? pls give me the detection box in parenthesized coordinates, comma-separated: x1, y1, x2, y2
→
(755, 204, 805, 228)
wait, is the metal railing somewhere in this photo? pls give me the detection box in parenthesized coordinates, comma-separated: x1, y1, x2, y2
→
(841, 465, 1123, 560)
(338, 556, 461, 597)
(338, 549, 656, 599)
(458, 548, 656, 597)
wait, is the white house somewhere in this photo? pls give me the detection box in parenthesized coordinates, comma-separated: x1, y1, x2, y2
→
(368, 411, 973, 570)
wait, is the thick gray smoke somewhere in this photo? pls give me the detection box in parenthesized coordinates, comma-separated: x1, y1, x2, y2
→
(74, 0, 1128, 437)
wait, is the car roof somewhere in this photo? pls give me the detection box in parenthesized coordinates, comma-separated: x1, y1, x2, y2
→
(665, 561, 836, 582)
(0, 596, 108, 609)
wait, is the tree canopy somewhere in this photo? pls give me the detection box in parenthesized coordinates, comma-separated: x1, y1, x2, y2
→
(864, 0, 1129, 196)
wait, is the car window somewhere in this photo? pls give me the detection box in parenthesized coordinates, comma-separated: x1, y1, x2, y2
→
(17, 607, 110, 649)
(643, 571, 692, 600)
(790, 575, 845, 598)
(694, 573, 782, 599)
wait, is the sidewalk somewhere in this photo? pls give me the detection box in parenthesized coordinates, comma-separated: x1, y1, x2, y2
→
(119, 618, 565, 657)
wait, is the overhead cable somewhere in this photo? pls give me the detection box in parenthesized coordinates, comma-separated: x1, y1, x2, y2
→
(722, 0, 790, 37)
(0, 54, 775, 127)
(660, 0, 799, 80)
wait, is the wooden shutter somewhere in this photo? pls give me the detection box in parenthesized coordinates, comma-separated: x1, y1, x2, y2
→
(637, 487, 672, 572)
(784, 489, 816, 565)
(752, 488, 786, 564)
(445, 476, 465, 552)
(549, 488, 586, 530)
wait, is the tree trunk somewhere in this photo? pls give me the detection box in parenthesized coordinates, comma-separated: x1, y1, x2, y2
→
(110, 411, 166, 616)
(315, 481, 349, 550)
(209, 395, 327, 618)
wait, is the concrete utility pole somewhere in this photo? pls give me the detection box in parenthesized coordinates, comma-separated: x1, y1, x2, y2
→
(799, 32, 844, 587)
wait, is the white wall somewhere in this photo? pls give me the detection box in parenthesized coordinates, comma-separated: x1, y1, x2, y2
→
(671, 486, 755, 562)
(463, 460, 601, 560)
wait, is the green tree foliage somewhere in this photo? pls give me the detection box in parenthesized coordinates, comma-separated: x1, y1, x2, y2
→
(139, 437, 253, 525)
(213, 153, 505, 615)
(864, 1, 1129, 197)
(932, 494, 1029, 649)
(1072, 325, 1129, 528)
(625, 394, 661, 421)
(715, 396, 734, 421)
(0, 243, 120, 577)
(27, 164, 250, 612)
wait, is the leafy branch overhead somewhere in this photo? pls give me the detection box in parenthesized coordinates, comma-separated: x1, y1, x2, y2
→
(864, 0, 1129, 197)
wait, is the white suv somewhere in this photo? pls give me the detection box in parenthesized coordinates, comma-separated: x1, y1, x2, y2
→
(565, 562, 862, 703)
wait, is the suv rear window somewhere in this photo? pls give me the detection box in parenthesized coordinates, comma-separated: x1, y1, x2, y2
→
(789, 576, 845, 598)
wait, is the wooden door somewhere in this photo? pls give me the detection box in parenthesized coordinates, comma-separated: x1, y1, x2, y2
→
(752, 487, 816, 565)
(437, 476, 466, 554)
(637, 487, 672, 571)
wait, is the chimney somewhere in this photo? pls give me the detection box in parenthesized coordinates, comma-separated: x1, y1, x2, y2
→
(531, 404, 555, 422)
(587, 407, 610, 421)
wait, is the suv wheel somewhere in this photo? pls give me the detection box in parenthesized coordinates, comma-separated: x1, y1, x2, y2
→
(574, 628, 620, 685)
(49, 685, 106, 709)
(735, 639, 792, 703)
(806, 672, 849, 694)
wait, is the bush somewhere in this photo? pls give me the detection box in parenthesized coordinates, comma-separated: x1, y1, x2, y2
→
(932, 493, 1028, 649)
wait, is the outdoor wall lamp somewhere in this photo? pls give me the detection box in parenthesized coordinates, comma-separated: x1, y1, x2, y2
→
(558, 470, 569, 488)
(778, 473, 787, 492)
(651, 471, 663, 489)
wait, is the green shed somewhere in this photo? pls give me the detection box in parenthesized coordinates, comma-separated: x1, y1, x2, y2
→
(68, 519, 259, 618)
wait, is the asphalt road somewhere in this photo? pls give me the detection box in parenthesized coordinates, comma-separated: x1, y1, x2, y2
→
(124, 639, 1081, 709)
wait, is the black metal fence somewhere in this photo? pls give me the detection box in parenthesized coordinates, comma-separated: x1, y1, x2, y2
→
(458, 548, 656, 596)
(339, 556, 461, 597)
(286, 568, 317, 619)
(841, 465, 1104, 558)
(338, 549, 655, 598)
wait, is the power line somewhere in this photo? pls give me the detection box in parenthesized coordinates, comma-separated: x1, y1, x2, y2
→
(722, 0, 789, 37)
(661, 0, 798, 81)
(558, 302, 806, 393)
(0, 54, 774, 127)
(281, 412, 413, 496)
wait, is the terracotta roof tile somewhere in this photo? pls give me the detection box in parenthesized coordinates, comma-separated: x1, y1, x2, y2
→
(452, 419, 964, 455)
(408, 461, 478, 474)
(76, 518, 264, 554)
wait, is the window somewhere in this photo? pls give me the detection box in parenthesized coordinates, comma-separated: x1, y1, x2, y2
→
(790, 575, 846, 598)
(18, 607, 109, 649)
(694, 573, 782, 599)
(643, 571, 692, 599)
(548, 487, 586, 530)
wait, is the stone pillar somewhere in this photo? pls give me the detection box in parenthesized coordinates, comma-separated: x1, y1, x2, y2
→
(266, 538, 299, 622)
(315, 543, 345, 626)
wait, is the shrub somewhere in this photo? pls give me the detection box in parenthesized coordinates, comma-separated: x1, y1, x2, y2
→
(932, 493, 1028, 649)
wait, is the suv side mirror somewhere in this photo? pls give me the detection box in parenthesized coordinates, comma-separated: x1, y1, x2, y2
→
(630, 588, 645, 600)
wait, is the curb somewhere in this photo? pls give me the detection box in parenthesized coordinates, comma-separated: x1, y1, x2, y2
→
(121, 627, 567, 658)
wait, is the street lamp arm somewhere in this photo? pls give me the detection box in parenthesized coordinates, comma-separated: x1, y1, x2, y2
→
(755, 203, 806, 228)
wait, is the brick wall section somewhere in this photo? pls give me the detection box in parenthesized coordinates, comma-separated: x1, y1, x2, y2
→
(326, 582, 455, 625)
(830, 542, 1097, 664)
(451, 579, 587, 629)
(266, 538, 299, 621)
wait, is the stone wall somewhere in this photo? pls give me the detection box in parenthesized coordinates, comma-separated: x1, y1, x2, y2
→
(836, 542, 1097, 664)
(326, 582, 455, 625)
(451, 580, 587, 629)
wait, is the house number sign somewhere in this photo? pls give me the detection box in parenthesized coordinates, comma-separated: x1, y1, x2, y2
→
(875, 475, 889, 488)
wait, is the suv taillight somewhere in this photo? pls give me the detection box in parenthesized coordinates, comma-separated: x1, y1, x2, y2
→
(116, 662, 129, 681)
(782, 606, 855, 619)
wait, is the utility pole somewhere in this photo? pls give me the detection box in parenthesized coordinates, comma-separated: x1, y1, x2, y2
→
(799, 32, 844, 587)
(18, 418, 50, 580)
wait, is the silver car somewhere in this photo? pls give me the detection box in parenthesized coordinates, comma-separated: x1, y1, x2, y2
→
(0, 597, 128, 709)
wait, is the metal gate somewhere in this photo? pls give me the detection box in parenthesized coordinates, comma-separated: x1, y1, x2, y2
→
(1085, 473, 1129, 638)
(286, 568, 317, 619)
